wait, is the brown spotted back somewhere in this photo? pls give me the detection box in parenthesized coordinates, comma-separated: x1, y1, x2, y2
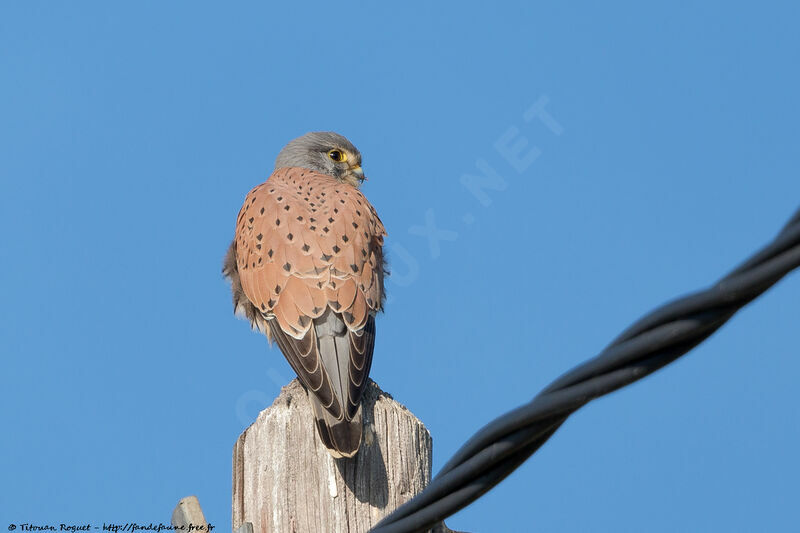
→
(234, 167, 386, 339)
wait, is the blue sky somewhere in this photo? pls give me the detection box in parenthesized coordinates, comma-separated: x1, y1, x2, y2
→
(1, 2, 799, 531)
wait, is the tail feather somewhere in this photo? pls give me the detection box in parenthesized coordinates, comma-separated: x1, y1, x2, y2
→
(267, 309, 375, 458)
(310, 396, 363, 458)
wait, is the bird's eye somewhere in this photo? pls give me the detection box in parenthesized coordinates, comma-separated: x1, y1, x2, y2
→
(327, 149, 347, 162)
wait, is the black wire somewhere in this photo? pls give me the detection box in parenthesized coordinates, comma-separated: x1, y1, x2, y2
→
(371, 208, 800, 533)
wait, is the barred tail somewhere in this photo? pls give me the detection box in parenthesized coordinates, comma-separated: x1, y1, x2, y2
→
(310, 396, 363, 458)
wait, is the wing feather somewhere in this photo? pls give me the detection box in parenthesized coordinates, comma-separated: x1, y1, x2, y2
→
(227, 166, 386, 456)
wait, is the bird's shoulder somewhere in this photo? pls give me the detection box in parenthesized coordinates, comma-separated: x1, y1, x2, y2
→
(233, 166, 386, 337)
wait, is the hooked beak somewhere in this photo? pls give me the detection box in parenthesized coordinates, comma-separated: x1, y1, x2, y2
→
(350, 165, 367, 183)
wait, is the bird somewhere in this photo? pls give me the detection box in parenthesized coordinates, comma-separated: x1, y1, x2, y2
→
(223, 132, 386, 458)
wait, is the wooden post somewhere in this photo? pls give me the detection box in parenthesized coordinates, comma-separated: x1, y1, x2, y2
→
(232, 379, 455, 533)
(172, 496, 209, 529)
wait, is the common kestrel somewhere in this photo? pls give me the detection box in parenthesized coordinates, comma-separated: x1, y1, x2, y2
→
(223, 132, 386, 458)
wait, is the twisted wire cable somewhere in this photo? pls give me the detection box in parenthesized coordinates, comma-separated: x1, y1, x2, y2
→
(371, 207, 800, 533)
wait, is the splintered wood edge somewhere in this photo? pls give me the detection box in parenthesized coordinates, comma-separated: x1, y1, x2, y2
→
(171, 495, 207, 528)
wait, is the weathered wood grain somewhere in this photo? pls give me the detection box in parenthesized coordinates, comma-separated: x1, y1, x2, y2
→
(171, 495, 208, 529)
(232, 379, 440, 533)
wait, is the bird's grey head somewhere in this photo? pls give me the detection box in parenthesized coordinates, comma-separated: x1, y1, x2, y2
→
(274, 132, 365, 187)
